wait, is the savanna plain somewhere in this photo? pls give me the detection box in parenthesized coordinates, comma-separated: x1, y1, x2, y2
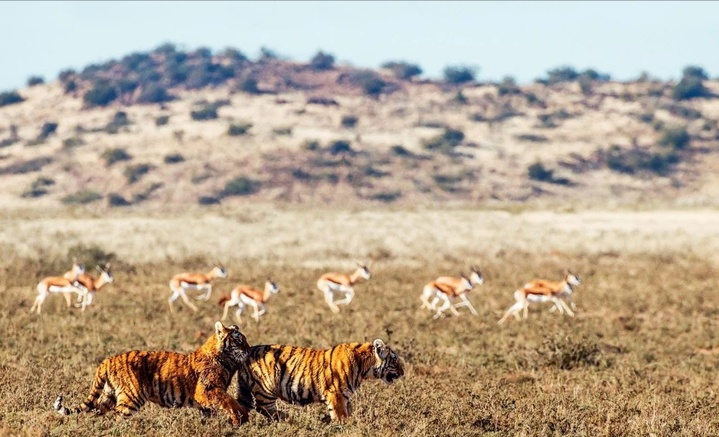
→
(1, 205, 719, 437)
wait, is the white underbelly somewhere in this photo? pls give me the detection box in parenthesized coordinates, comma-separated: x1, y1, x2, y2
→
(526, 294, 553, 303)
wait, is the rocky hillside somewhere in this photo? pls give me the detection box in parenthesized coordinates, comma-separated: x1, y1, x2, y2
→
(1, 44, 718, 209)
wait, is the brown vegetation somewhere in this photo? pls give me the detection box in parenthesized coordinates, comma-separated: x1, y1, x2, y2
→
(0, 207, 718, 436)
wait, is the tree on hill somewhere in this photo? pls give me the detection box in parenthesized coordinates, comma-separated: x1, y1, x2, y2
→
(381, 61, 423, 80)
(673, 65, 712, 100)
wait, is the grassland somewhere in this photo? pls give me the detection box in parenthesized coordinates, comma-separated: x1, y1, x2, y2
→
(1, 205, 719, 437)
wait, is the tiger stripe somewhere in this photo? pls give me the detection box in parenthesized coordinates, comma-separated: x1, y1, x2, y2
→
(54, 322, 251, 425)
(235, 339, 403, 422)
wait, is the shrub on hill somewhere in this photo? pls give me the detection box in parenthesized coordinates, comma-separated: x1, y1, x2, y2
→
(163, 153, 184, 164)
(310, 51, 335, 71)
(21, 176, 54, 198)
(107, 193, 131, 207)
(381, 61, 423, 80)
(0, 91, 24, 107)
(423, 128, 465, 154)
(528, 161, 554, 182)
(228, 122, 253, 136)
(658, 127, 690, 150)
(27, 76, 45, 87)
(83, 82, 118, 107)
(341, 115, 359, 128)
(443, 66, 476, 85)
(138, 83, 174, 104)
(101, 148, 132, 166)
(672, 76, 710, 100)
(220, 177, 260, 197)
(61, 190, 102, 205)
(123, 163, 154, 184)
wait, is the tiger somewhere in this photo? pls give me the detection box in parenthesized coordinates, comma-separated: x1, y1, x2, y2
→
(54, 321, 251, 426)
(235, 338, 404, 422)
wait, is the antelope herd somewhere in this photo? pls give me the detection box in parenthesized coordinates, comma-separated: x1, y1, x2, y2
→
(30, 258, 582, 324)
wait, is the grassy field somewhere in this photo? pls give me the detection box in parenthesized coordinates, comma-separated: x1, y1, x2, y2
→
(1, 206, 719, 436)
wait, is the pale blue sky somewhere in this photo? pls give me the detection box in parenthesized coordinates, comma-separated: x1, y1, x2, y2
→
(1, 1, 717, 90)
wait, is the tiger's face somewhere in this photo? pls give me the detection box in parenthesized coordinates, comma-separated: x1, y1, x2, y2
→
(215, 322, 251, 363)
(372, 339, 404, 384)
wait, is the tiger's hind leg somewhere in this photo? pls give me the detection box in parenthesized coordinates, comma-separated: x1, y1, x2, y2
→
(113, 391, 144, 419)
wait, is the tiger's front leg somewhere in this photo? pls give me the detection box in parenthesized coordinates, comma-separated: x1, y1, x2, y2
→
(196, 387, 249, 426)
(325, 392, 349, 421)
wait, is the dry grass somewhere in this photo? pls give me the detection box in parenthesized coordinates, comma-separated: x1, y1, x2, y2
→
(1, 206, 719, 436)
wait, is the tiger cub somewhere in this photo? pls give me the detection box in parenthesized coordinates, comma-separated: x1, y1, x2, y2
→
(235, 338, 404, 422)
(54, 321, 251, 426)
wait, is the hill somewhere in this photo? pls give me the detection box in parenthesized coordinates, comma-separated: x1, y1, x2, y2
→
(1, 44, 718, 210)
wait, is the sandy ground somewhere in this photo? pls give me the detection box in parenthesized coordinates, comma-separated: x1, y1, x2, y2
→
(1, 207, 716, 266)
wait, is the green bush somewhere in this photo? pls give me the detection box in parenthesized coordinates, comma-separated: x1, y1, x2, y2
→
(0, 91, 24, 107)
(61, 190, 103, 205)
(540, 66, 578, 85)
(123, 163, 154, 184)
(672, 76, 710, 100)
(155, 115, 170, 126)
(198, 195, 222, 205)
(27, 76, 45, 87)
(682, 65, 708, 80)
(527, 161, 554, 181)
(220, 177, 260, 197)
(310, 51, 335, 71)
(341, 115, 359, 128)
(370, 190, 402, 202)
(443, 66, 476, 84)
(62, 137, 85, 149)
(658, 127, 690, 150)
(101, 148, 132, 166)
(423, 128, 465, 153)
(0, 157, 52, 174)
(106, 111, 130, 134)
(238, 77, 261, 95)
(390, 145, 412, 157)
(163, 153, 184, 164)
(272, 126, 292, 136)
(21, 176, 55, 198)
(381, 61, 422, 80)
(38, 122, 58, 140)
(191, 105, 218, 121)
(498, 76, 522, 96)
(328, 140, 352, 155)
(605, 145, 679, 176)
(228, 123, 252, 136)
(107, 193, 131, 207)
(63, 80, 78, 94)
(83, 82, 117, 107)
(138, 83, 174, 104)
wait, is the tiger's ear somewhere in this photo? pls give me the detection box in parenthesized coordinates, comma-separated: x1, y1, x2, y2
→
(373, 339, 388, 359)
(215, 321, 228, 338)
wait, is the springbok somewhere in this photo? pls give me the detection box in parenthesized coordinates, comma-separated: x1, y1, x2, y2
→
(498, 270, 582, 324)
(168, 265, 227, 312)
(316, 262, 371, 313)
(30, 262, 86, 315)
(422, 266, 484, 318)
(74, 263, 114, 311)
(218, 279, 280, 323)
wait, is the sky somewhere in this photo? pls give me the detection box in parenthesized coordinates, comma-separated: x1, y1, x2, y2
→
(1, 1, 718, 90)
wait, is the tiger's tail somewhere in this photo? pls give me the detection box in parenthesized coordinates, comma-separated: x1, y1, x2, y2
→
(54, 363, 109, 415)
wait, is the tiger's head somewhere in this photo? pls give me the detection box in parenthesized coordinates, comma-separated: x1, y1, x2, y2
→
(372, 339, 404, 385)
(214, 321, 251, 363)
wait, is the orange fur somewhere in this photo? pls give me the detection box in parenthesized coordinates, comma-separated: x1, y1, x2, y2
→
(55, 322, 251, 426)
(235, 339, 403, 422)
